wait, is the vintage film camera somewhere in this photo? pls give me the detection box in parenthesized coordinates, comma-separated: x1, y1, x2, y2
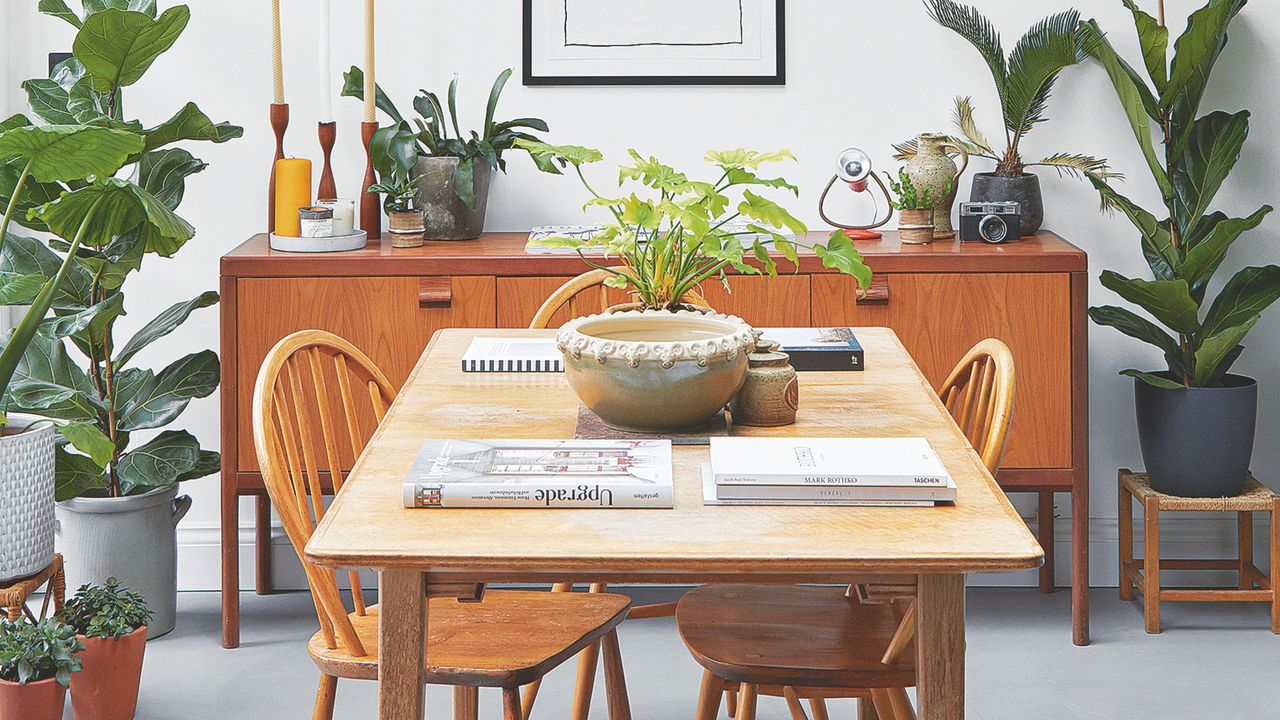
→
(959, 201, 1021, 244)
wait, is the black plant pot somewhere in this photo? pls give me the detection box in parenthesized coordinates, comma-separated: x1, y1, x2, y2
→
(1133, 373, 1257, 497)
(969, 172, 1043, 236)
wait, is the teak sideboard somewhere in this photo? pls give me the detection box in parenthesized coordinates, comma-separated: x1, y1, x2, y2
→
(219, 231, 1090, 647)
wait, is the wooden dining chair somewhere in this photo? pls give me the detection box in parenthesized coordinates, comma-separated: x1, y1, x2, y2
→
(678, 338, 1016, 720)
(528, 267, 710, 329)
(251, 330, 634, 720)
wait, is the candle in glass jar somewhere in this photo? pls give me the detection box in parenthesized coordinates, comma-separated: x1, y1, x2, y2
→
(318, 198, 356, 236)
(273, 158, 312, 237)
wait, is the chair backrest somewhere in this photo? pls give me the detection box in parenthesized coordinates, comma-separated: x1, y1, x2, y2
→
(937, 338, 1016, 473)
(528, 267, 711, 329)
(251, 330, 399, 658)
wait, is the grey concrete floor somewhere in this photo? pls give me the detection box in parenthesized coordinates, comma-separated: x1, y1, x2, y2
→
(89, 587, 1276, 719)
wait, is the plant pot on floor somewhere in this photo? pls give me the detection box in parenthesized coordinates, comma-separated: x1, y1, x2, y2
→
(0, 677, 67, 720)
(70, 627, 146, 720)
(55, 486, 191, 638)
(898, 208, 935, 244)
(1134, 373, 1257, 497)
(0, 414, 56, 584)
(969, 172, 1043, 236)
(414, 156, 493, 240)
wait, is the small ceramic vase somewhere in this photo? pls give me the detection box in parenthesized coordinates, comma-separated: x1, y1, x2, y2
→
(388, 210, 425, 248)
(905, 133, 969, 238)
(897, 208, 935, 244)
(730, 344, 799, 427)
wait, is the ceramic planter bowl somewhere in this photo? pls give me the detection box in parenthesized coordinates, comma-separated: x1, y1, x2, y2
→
(557, 310, 755, 432)
(0, 414, 56, 583)
(413, 157, 493, 240)
(0, 677, 67, 720)
(71, 627, 147, 720)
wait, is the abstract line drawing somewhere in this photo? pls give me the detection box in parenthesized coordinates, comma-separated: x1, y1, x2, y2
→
(563, 0, 745, 48)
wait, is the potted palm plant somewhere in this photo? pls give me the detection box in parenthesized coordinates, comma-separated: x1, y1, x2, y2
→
(1083, 0, 1274, 497)
(0, 618, 83, 720)
(896, 0, 1117, 235)
(517, 142, 872, 431)
(4, 1, 238, 636)
(59, 578, 152, 720)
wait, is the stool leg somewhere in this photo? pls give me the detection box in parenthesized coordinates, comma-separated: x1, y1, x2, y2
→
(1271, 499, 1279, 634)
(694, 671, 725, 720)
(725, 688, 738, 718)
(1119, 483, 1133, 601)
(734, 684, 758, 720)
(1038, 491, 1055, 593)
(1143, 497, 1160, 634)
(1238, 511, 1254, 590)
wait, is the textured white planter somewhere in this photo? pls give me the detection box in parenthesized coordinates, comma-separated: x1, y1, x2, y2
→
(0, 414, 56, 583)
(56, 485, 191, 638)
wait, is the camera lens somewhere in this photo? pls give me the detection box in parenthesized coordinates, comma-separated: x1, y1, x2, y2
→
(978, 214, 1009, 243)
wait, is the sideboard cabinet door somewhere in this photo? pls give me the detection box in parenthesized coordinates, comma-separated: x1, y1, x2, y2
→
(234, 276, 496, 471)
(812, 272, 1072, 470)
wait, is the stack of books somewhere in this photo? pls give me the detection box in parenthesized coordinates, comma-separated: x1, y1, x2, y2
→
(705, 437, 957, 506)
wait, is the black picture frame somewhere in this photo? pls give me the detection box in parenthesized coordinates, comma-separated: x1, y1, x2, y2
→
(522, 0, 786, 86)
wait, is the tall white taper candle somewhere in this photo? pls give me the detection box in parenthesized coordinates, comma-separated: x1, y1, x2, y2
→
(318, 0, 333, 122)
(363, 0, 375, 122)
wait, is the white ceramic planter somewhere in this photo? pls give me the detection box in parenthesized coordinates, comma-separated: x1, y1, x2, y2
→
(56, 485, 191, 638)
(0, 414, 56, 583)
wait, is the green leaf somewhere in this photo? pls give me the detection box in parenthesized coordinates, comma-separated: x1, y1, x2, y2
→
(723, 167, 798, 195)
(370, 123, 419, 183)
(1200, 265, 1280, 339)
(812, 229, 872, 291)
(72, 6, 189, 92)
(56, 420, 114, 467)
(737, 190, 806, 237)
(40, 0, 83, 27)
(117, 349, 218, 431)
(115, 429, 203, 494)
(0, 234, 93, 309)
(1181, 206, 1272, 299)
(1088, 304, 1182, 359)
(1171, 110, 1249, 231)
(54, 445, 107, 500)
(704, 149, 796, 170)
(514, 140, 602, 168)
(1099, 270, 1200, 335)
(1122, 0, 1168, 93)
(138, 102, 242, 155)
(8, 332, 101, 421)
(38, 292, 125, 347)
(482, 68, 512, 140)
(83, 0, 157, 16)
(114, 290, 217, 367)
(177, 448, 219, 482)
(0, 125, 143, 184)
(620, 194, 660, 231)
(1162, 0, 1245, 115)
(1002, 9, 1085, 135)
(925, 0, 1008, 109)
(1192, 316, 1256, 386)
(20, 80, 76, 125)
(452, 156, 475, 209)
(340, 66, 405, 125)
(1087, 176, 1175, 279)
(136, 148, 206, 210)
(0, 274, 47, 305)
(33, 177, 194, 256)
(1120, 369, 1186, 389)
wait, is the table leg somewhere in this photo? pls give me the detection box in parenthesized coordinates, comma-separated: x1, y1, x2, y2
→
(379, 570, 427, 720)
(221, 485, 240, 649)
(1072, 477, 1090, 646)
(916, 573, 965, 720)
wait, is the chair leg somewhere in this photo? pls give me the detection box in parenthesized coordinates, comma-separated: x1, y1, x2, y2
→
(503, 687, 523, 720)
(782, 687, 810, 720)
(694, 670, 725, 720)
(601, 630, 632, 720)
(869, 689, 896, 720)
(725, 687, 738, 718)
(857, 697, 879, 720)
(453, 686, 479, 720)
(520, 680, 542, 720)
(887, 688, 915, 720)
(1038, 491, 1055, 593)
(570, 584, 607, 720)
(312, 674, 338, 720)
(808, 698, 830, 720)
(735, 683, 758, 720)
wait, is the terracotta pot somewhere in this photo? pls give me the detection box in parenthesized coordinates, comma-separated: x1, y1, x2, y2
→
(0, 676, 67, 720)
(70, 627, 147, 720)
(898, 208, 935, 244)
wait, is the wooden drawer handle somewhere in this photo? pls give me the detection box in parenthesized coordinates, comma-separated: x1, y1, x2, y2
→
(859, 275, 890, 305)
(418, 277, 452, 308)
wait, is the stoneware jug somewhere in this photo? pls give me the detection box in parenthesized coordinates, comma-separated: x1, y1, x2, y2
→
(905, 133, 968, 238)
(730, 350, 799, 427)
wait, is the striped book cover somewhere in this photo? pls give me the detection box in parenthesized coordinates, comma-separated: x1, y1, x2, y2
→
(461, 337, 564, 373)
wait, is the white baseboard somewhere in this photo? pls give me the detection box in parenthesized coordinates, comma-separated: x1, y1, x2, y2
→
(174, 514, 1274, 592)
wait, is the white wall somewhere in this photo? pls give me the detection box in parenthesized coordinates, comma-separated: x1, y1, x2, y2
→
(5, 1, 1279, 590)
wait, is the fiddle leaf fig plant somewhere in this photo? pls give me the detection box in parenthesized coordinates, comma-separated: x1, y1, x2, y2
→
(2, 1, 239, 500)
(1082, 0, 1276, 388)
(516, 142, 872, 310)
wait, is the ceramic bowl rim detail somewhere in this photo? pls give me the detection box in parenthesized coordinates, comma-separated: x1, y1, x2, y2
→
(557, 309, 756, 368)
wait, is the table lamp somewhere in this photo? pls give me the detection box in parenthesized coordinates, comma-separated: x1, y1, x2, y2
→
(818, 147, 893, 240)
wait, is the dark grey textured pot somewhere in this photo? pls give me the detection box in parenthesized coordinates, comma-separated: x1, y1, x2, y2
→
(1133, 373, 1257, 497)
(413, 157, 492, 240)
(969, 172, 1043, 236)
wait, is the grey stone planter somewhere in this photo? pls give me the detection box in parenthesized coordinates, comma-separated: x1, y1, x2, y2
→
(413, 157, 493, 240)
(969, 172, 1043, 236)
(56, 485, 192, 637)
(0, 414, 56, 583)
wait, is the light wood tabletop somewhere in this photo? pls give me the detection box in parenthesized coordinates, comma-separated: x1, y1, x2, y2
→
(305, 327, 1043, 720)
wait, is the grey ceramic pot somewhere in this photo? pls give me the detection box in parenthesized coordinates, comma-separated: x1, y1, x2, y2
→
(1134, 373, 1257, 497)
(969, 172, 1043, 236)
(56, 485, 192, 637)
(0, 415, 56, 583)
(413, 157, 493, 240)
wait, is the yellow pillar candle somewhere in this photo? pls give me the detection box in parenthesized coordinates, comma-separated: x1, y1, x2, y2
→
(273, 158, 312, 237)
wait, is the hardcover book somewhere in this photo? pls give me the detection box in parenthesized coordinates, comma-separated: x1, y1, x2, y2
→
(709, 437, 954, 489)
(403, 439, 673, 508)
(701, 465, 940, 507)
(461, 337, 563, 373)
(758, 327, 864, 371)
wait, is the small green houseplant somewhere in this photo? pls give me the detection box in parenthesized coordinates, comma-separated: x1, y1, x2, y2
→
(0, 618, 83, 720)
(1081, 0, 1274, 497)
(59, 578, 152, 720)
(896, 0, 1116, 234)
(368, 171, 425, 243)
(886, 169, 947, 244)
(344, 67, 555, 239)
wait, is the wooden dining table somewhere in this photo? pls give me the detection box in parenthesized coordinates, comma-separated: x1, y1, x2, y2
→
(304, 327, 1044, 720)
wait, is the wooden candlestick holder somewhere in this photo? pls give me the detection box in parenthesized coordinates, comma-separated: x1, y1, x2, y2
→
(359, 120, 381, 240)
(317, 121, 337, 201)
(267, 103, 289, 232)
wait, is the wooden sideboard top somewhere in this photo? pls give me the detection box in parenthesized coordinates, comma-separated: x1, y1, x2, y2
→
(221, 230, 1086, 278)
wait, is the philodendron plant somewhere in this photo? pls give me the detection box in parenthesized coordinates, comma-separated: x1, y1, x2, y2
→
(516, 142, 872, 310)
(1083, 0, 1277, 388)
(2, 1, 240, 499)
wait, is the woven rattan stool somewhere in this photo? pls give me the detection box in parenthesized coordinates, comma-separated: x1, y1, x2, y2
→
(1119, 470, 1278, 633)
(0, 553, 65, 622)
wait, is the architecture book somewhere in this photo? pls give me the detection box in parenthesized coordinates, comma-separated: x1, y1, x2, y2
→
(709, 437, 954, 488)
(461, 337, 563, 373)
(714, 482, 956, 503)
(758, 327, 864, 371)
(403, 439, 673, 508)
(700, 466, 938, 507)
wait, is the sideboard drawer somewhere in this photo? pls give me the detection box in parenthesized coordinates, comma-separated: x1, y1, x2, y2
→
(234, 275, 496, 471)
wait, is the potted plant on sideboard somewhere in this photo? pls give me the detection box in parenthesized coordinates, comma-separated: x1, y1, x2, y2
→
(4, 1, 236, 636)
(1083, 0, 1275, 497)
(368, 167, 425, 247)
(344, 67, 556, 240)
(0, 619, 83, 720)
(895, 0, 1116, 236)
(517, 142, 872, 432)
(59, 578, 152, 720)
(885, 167, 946, 245)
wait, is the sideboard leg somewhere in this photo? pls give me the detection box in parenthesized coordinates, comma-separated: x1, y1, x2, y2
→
(1072, 481, 1090, 646)
(1037, 491, 1055, 593)
(221, 484, 240, 648)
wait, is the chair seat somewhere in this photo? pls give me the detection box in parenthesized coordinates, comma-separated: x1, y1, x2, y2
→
(309, 589, 630, 687)
(676, 584, 914, 689)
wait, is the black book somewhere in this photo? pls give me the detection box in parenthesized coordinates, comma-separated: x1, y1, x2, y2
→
(759, 327, 865, 372)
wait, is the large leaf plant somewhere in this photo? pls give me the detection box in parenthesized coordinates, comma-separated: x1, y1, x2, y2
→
(1083, 0, 1276, 389)
(2, 1, 241, 500)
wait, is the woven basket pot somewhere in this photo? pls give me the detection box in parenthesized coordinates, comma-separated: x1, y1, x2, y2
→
(0, 414, 56, 583)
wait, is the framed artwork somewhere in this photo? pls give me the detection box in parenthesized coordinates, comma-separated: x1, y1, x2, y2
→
(522, 0, 785, 86)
